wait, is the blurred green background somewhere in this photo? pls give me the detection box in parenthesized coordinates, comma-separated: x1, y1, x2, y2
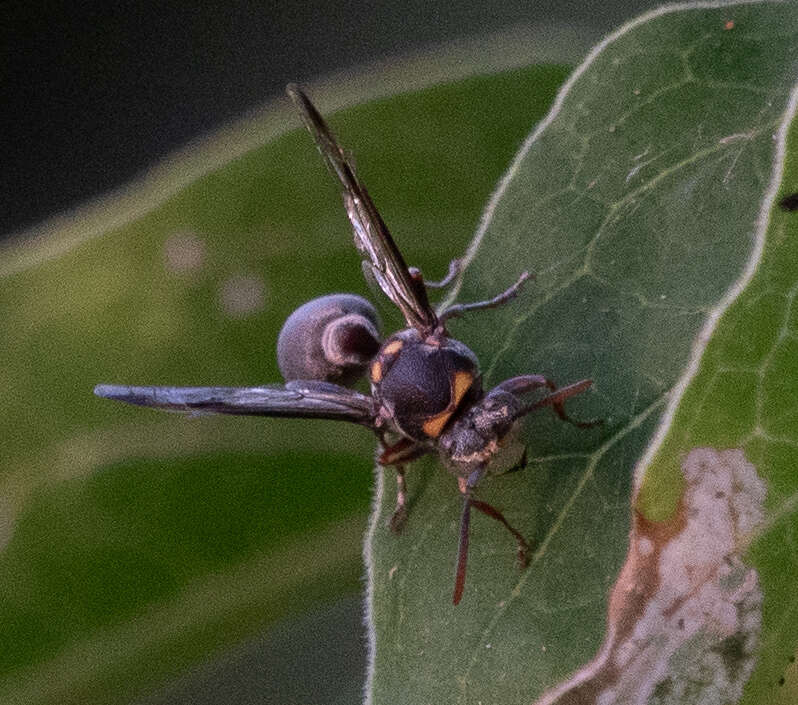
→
(2, 4, 666, 703)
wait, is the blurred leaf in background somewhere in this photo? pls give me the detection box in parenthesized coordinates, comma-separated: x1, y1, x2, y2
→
(0, 49, 569, 704)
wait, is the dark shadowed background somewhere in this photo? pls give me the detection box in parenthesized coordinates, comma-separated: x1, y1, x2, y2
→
(3, 1, 660, 238)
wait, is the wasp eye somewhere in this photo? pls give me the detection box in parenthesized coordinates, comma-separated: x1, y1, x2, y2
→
(277, 294, 381, 386)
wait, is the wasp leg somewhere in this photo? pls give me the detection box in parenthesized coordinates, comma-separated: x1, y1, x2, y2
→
(529, 378, 600, 429)
(499, 446, 528, 475)
(469, 499, 531, 568)
(409, 258, 462, 289)
(497, 374, 597, 428)
(379, 437, 433, 534)
(453, 467, 531, 605)
(439, 270, 531, 323)
(493, 373, 553, 396)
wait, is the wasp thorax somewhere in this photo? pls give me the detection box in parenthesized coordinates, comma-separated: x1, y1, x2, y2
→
(370, 329, 481, 442)
(277, 294, 381, 386)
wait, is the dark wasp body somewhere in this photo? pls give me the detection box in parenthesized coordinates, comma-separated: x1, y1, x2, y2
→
(95, 85, 593, 605)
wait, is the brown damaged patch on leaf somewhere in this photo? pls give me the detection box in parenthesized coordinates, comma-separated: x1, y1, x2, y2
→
(535, 448, 765, 705)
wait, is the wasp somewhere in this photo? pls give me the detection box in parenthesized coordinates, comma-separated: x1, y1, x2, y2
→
(95, 85, 593, 604)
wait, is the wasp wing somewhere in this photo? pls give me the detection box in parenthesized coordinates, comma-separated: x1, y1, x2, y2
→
(286, 84, 437, 334)
(94, 380, 375, 427)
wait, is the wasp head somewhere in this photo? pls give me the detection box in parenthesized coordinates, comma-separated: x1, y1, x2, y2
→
(437, 388, 525, 477)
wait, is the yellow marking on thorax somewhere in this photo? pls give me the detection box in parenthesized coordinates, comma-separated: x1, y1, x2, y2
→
(382, 339, 404, 356)
(422, 409, 454, 438)
(451, 371, 474, 408)
(421, 371, 474, 438)
(370, 360, 383, 383)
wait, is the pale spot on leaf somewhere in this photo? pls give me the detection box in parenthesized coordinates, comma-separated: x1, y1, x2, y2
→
(219, 274, 266, 318)
(163, 231, 206, 274)
(636, 537, 653, 557)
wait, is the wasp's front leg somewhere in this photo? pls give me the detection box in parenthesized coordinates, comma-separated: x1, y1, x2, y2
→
(495, 374, 596, 428)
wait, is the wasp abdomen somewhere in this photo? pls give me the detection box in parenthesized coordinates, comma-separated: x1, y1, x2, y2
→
(277, 294, 381, 386)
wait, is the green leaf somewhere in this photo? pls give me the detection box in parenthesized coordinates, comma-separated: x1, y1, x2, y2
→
(366, 3, 798, 704)
(0, 67, 570, 703)
(642, 46, 798, 705)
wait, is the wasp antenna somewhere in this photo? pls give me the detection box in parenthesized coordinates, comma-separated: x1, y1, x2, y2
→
(453, 495, 472, 606)
(452, 466, 488, 605)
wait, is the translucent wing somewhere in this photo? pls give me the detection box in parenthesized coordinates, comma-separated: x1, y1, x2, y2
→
(287, 84, 437, 334)
(94, 380, 375, 426)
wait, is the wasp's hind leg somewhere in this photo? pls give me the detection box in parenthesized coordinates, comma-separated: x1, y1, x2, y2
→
(439, 271, 530, 323)
(408, 258, 462, 289)
(379, 437, 433, 534)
